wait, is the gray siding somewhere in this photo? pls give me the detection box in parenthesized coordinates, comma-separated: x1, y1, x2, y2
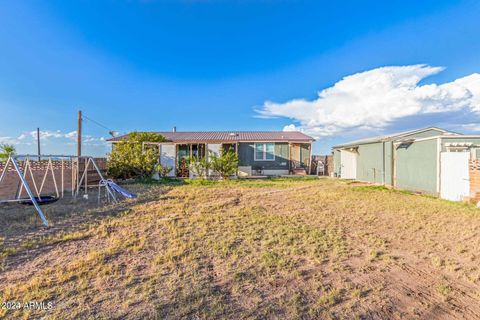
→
(238, 142, 290, 170)
(395, 139, 438, 194)
(384, 142, 393, 186)
(403, 128, 445, 139)
(356, 142, 384, 184)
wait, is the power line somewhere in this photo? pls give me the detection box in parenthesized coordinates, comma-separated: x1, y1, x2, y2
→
(82, 114, 114, 132)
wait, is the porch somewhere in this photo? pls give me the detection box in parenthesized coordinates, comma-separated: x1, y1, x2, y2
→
(175, 143, 238, 177)
(288, 143, 312, 175)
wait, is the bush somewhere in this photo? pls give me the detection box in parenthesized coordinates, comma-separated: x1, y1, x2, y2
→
(186, 156, 210, 178)
(107, 132, 166, 179)
(155, 163, 173, 178)
(209, 149, 239, 179)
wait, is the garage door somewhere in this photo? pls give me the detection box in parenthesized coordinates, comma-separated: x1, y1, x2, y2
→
(340, 150, 357, 179)
(440, 152, 469, 201)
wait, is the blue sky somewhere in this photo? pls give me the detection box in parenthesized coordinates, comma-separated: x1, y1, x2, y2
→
(1, 0, 480, 156)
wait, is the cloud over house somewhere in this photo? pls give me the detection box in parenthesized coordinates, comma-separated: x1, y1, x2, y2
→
(257, 65, 480, 138)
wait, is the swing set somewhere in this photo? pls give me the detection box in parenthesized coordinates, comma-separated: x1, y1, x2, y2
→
(0, 154, 134, 227)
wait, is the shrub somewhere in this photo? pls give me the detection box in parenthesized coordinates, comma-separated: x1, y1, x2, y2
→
(186, 156, 210, 178)
(209, 149, 239, 179)
(107, 132, 165, 179)
(155, 163, 173, 178)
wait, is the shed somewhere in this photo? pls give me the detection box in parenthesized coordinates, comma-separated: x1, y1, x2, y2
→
(332, 127, 456, 184)
(333, 127, 480, 200)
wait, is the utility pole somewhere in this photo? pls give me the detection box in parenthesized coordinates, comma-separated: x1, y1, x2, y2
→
(36, 128, 41, 160)
(77, 110, 82, 157)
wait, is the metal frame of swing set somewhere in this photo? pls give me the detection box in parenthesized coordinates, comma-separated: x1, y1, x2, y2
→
(0, 154, 116, 227)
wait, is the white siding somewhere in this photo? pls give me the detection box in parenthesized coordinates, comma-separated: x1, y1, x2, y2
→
(160, 144, 176, 177)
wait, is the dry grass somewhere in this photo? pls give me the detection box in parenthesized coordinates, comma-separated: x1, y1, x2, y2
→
(2, 177, 480, 319)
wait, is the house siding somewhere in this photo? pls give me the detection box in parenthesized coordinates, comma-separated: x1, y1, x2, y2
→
(394, 139, 438, 194)
(238, 142, 290, 170)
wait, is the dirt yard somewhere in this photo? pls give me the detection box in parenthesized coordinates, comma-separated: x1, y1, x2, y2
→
(2, 177, 480, 319)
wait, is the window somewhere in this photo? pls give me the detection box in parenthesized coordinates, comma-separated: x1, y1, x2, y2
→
(254, 143, 275, 161)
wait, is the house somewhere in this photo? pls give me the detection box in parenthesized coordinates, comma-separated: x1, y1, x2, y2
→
(332, 127, 480, 201)
(108, 130, 315, 177)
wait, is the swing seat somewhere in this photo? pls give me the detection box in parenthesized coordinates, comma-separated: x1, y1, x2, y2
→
(20, 196, 59, 205)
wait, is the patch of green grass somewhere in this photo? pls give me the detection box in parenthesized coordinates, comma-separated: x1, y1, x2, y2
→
(318, 288, 342, 306)
(183, 176, 322, 188)
(351, 288, 364, 298)
(137, 177, 185, 186)
(437, 283, 453, 301)
(261, 251, 290, 271)
(351, 185, 414, 195)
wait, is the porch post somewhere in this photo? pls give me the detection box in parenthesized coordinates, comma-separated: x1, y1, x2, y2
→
(175, 144, 178, 177)
(236, 142, 239, 177)
(307, 142, 313, 175)
(288, 143, 292, 174)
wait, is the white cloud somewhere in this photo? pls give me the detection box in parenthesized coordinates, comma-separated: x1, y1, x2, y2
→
(257, 65, 480, 138)
(283, 124, 300, 132)
(462, 123, 480, 132)
(2, 129, 106, 148)
(65, 131, 77, 140)
(29, 130, 65, 140)
(0, 136, 16, 144)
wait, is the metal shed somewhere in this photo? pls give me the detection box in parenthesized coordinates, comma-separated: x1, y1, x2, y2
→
(332, 127, 480, 200)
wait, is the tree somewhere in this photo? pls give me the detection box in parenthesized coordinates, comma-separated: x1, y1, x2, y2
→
(209, 149, 239, 179)
(0, 144, 15, 160)
(107, 132, 166, 179)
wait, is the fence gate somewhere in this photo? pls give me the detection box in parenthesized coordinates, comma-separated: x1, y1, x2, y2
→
(440, 152, 470, 201)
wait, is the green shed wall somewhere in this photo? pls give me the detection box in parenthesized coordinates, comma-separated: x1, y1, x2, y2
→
(394, 139, 438, 194)
(403, 129, 445, 139)
(238, 142, 290, 170)
(356, 143, 384, 184)
(384, 142, 393, 186)
(332, 129, 449, 184)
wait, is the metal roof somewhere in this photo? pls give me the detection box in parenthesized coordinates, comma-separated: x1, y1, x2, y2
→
(332, 127, 457, 148)
(107, 131, 315, 143)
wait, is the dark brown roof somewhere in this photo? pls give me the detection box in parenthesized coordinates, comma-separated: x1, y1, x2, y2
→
(107, 131, 314, 143)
